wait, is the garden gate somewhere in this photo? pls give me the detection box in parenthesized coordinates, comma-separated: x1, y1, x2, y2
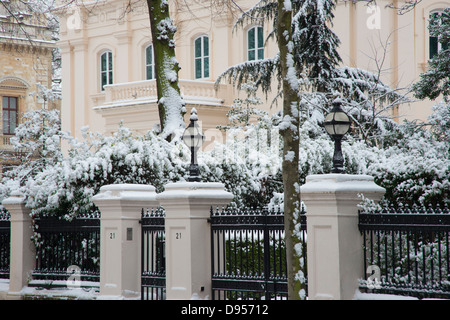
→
(209, 206, 307, 300)
(0, 209, 10, 279)
(140, 207, 166, 300)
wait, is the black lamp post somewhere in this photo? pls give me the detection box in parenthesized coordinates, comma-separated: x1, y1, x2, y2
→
(323, 98, 351, 174)
(182, 108, 205, 182)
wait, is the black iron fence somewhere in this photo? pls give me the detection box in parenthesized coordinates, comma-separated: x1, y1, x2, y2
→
(359, 203, 450, 299)
(0, 209, 10, 279)
(31, 211, 101, 288)
(210, 206, 307, 300)
(6, 198, 450, 300)
(140, 207, 166, 300)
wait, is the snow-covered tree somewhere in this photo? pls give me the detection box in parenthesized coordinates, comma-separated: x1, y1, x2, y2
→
(428, 101, 450, 143)
(218, 82, 271, 130)
(411, 8, 450, 146)
(216, 0, 411, 300)
(146, 0, 186, 139)
(412, 8, 450, 102)
(0, 109, 67, 202)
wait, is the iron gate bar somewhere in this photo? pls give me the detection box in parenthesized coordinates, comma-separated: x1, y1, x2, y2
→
(140, 207, 166, 300)
(32, 212, 100, 284)
(358, 203, 450, 299)
(210, 206, 306, 300)
(0, 209, 10, 279)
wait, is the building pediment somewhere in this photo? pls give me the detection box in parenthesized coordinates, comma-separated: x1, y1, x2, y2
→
(0, 77, 29, 90)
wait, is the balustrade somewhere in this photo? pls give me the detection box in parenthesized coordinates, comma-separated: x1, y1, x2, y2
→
(103, 79, 231, 106)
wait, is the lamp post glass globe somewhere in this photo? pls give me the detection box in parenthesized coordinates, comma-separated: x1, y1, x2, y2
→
(182, 108, 204, 182)
(323, 100, 351, 174)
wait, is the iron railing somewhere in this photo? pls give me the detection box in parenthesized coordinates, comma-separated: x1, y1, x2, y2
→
(359, 203, 450, 299)
(140, 207, 166, 300)
(210, 206, 307, 300)
(0, 209, 10, 279)
(32, 211, 100, 288)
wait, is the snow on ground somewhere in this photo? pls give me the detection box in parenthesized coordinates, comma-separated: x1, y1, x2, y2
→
(1, 278, 443, 300)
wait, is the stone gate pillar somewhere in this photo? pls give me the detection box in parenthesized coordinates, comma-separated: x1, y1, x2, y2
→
(92, 184, 158, 299)
(156, 181, 233, 300)
(2, 191, 35, 299)
(301, 174, 385, 300)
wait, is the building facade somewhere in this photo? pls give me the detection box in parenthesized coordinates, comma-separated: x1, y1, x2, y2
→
(56, 0, 449, 142)
(0, 1, 56, 172)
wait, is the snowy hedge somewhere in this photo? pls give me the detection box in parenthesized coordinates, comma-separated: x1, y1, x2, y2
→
(0, 104, 448, 220)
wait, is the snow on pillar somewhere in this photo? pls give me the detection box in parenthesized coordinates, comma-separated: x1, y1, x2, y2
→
(156, 182, 233, 300)
(92, 184, 158, 299)
(301, 174, 385, 300)
(2, 191, 35, 298)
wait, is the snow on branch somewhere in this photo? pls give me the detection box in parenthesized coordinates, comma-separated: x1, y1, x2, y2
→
(216, 55, 281, 94)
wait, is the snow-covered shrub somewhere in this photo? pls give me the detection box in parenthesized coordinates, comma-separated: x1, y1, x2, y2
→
(22, 125, 188, 220)
(0, 109, 285, 217)
(2, 99, 448, 220)
(0, 109, 67, 203)
(200, 126, 283, 208)
(365, 128, 450, 206)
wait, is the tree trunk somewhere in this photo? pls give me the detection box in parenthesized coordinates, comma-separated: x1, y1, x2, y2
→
(276, 0, 305, 300)
(146, 0, 185, 139)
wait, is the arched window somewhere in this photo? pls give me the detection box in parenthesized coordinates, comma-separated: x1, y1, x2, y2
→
(247, 26, 264, 61)
(429, 10, 448, 59)
(146, 44, 156, 80)
(100, 50, 113, 90)
(194, 35, 209, 79)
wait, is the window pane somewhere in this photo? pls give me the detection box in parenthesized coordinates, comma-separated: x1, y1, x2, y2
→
(257, 26, 263, 48)
(109, 71, 113, 84)
(204, 57, 209, 78)
(147, 66, 153, 80)
(146, 46, 153, 65)
(258, 48, 264, 60)
(195, 58, 202, 79)
(101, 53, 107, 72)
(203, 36, 209, 56)
(3, 112, 8, 134)
(2, 97, 7, 108)
(102, 72, 107, 90)
(108, 52, 113, 71)
(248, 28, 255, 50)
(10, 97, 16, 110)
(248, 49, 255, 61)
(430, 36, 438, 58)
(9, 110, 16, 134)
(195, 38, 202, 58)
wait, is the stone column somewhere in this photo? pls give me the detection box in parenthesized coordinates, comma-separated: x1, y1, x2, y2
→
(300, 174, 385, 300)
(156, 182, 233, 300)
(92, 184, 158, 299)
(2, 191, 35, 298)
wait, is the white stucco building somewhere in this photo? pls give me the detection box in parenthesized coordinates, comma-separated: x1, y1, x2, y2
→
(55, 0, 449, 141)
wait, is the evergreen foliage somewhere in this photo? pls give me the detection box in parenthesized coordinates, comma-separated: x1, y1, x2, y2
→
(412, 8, 450, 101)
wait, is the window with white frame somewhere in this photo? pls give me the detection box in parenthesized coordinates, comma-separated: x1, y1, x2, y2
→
(100, 50, 113, 91)
(146, 44, 156, 80)
(429, 10, 448, 59)
(247, 26, 264, 61)
(194, 35, 209, 79)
